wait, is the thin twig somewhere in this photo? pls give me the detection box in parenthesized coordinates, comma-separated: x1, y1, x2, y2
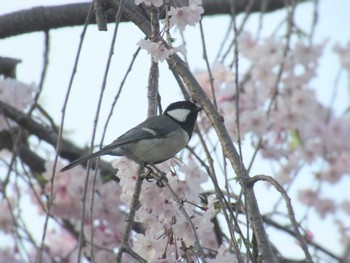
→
(115, 172, 143, 262)
(51, 3, 95, 263)
(262, 216, 341, 262)
(266, 0, 296, 115)
(84, 1, 125, 260)
(249, 174, 313, 262)
(28, 30, 50, 116)
(150, 169, 207, 262)
(199, 20, 217, 109)
(220, 0, 255, 66)
(195, 123, 246, 262)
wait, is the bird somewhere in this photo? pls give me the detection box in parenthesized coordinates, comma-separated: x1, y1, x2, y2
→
(60, 100, 202, 172)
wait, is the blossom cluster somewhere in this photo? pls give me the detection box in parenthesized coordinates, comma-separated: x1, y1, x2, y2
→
(0, 197, 16, 233)
(333, 42, 350, 74)
(135, 0, 204, 30)
(194, 32, 350, 219)
(136, 0, 203, 62)
(0, 78, 36, 130)
(138, 40, 186, 63)
(12, 158, 236, 262)
(114, 157, 236, 262)
(28, 162, 126, 262)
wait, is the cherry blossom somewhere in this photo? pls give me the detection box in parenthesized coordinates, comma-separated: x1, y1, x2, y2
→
(0, 248, 24, 263)
(341, 200, 350, 215)
(168, 0, 204, 31)
(0, 197, 16, 233)
(44, 228, 79, 262)
(133, 226, 168, 261)
(113, 157, 219, 261)
(36, 162, 102, 219)
(207, 244, 238, 263)
(333, 42, 350, 73)
(298, 189, 319, 206)
(138, 39, 186, 62)
(313, 197, 337, 218)
(0, 79, 36, 130)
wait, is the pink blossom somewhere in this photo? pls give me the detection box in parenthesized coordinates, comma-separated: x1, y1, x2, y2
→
(45, 228, 78, 261)
(219, 101, 238, 140)
(194, 63, 234, 101)
(318, 166, 344, 184)
(293, 41, 324, 68)
(113, 157, 138, 205)
(333, 42, 350, 73)
(341, 200, 350, 215)
(322, 118, 350, 153)
(0, 79, 36, 130)
(325, 152, 350, 183)
(0, 197, 16, 233)
(180, 159, 208, 187)
(313, 197, 336, 218)
(94, 250, 117, 263)
(237, 31, 256, 54)
(207, 244, 238, 263)
(171, 215, 197, 244)
(83, 220, 122, 258)
(0, 248, 24, 263)
(274, 162, 295, 186)
(168, 0, 204, 31)
(133, 227, 167, 262)
(298, 189, 318, 206)
(240, 110, 269, 136)
(335, 219, 350, 246)
(138, 39, 186, 62)
(39, 162, 102, 219)
(96, 180, 125, 224)
(239, 32, 284, 69)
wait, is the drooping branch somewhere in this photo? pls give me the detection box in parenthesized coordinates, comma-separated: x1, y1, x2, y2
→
(0, 100, 117, 180)
(0, 0, 307, 39)
(0, 129, 46, 174)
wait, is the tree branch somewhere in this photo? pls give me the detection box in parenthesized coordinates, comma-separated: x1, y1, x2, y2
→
(249, 175, 313, 262)
(0, 100, 117, 180)
(0, 129, 46, 173)
(0, 56, 21, 78)
(0, 0, 306, 39)
(262, 217, 342, 262)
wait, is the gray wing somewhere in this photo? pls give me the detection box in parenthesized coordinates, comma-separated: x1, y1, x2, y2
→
(102, 114, 180, 152)
(60, 115, 179, 171)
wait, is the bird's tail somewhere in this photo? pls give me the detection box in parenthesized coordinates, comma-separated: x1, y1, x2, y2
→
(59, 143, 121, 172)
(59, 151, 104, 172)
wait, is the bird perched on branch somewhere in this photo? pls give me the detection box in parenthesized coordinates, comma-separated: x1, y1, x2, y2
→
(60, 100, 202, 172)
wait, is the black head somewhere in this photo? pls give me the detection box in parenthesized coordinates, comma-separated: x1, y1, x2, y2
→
(164, 101, 202, 138)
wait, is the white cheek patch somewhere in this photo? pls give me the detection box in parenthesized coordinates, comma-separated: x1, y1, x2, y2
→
(167, 108, 191, 122)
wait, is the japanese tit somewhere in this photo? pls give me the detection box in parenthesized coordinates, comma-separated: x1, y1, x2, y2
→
(60, 101, 202, 172)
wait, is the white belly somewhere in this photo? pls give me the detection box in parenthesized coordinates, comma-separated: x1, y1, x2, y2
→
(125, 128, 189, 164)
